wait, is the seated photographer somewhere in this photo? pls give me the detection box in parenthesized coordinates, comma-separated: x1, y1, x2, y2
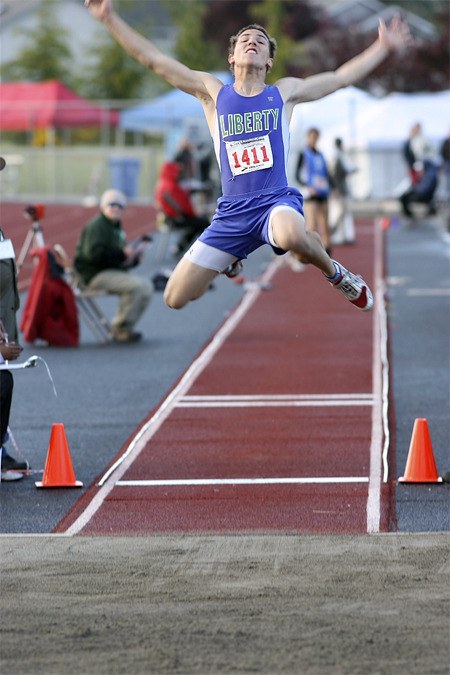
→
(155, 161, 210, 256)
(74, 189, 153, 344)
(399, 160, 438, 219)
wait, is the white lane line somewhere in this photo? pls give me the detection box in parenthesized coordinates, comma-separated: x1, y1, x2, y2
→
(64, 258, 283, 536)
(182, 394, 373, 400)
(176, 400, 372, 408)
(116, 477, 369, 487)
(178, 394, 373, 407)
(367, 217, 387, 534)
(380, 284, 390, 485)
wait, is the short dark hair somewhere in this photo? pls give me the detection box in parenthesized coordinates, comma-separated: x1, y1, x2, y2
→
(229, 24, 277, 60)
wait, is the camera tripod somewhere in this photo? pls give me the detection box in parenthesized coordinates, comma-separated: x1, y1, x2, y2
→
(17, 205, 45, 272)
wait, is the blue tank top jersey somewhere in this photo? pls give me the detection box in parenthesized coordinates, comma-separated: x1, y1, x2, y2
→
(212, 84, 290, 197)
(300, 148, 330, 198)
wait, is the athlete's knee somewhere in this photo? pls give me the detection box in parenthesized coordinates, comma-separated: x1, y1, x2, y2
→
(165, 278, 212, 309)
(164, 277, 201, 309)
(163, 284, 187, 310)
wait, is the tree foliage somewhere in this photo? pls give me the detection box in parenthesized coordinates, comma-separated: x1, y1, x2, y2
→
(301, 3, 449, 93)
(79, 34, 147, 100)
(166, 0, 449, 93)
(170, 0, 221, 70)
(2, 0, 447, 99)
(165, 0, 318, 78)
(383, 0, 448, 22)
(249, 0, 303, 82)
(0, 0, 72, 84)
(79, 0, 169, 99)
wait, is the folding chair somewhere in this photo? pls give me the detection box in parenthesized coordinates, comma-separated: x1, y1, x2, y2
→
(53, 244, 114, 345)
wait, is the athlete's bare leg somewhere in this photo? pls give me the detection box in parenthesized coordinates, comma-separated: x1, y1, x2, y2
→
(164, 257, 218, 309)
(315, 202, 330, 251)
(303, 201, 330, 252)
(303, 200, 316, 234)
(272, 207, 373, 310)
(270, 208, 334, 276)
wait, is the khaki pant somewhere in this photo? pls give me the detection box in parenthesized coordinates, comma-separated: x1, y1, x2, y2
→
(88, 269, 153, 332)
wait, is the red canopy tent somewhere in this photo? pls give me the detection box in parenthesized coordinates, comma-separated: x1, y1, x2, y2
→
(0, 80, 119, 130)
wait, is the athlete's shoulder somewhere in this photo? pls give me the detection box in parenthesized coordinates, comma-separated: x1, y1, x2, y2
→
(274, 77, 306, 102)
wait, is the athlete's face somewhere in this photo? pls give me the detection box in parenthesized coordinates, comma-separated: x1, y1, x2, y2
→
(229, 29, 272, 72)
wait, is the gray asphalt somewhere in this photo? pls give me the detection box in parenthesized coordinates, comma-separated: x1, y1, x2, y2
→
(387, 215, 450, 531)
(1, 210, 449, 533)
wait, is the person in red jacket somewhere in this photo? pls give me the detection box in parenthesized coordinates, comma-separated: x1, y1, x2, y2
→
(155, 161, 209, 256)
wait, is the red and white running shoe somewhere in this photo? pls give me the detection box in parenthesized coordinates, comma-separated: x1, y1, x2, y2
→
(223, 260, 244, 279)
(329, 260, 373, 311)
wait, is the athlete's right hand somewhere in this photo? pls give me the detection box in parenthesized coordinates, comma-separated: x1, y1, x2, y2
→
(84, 0, 113, 22)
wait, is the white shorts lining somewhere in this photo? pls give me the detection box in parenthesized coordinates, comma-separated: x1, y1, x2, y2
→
(183, 240, 238, 273)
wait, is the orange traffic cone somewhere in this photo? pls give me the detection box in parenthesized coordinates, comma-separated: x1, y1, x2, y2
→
(399, 418, 442, 483)
(35, 423, 83, 488)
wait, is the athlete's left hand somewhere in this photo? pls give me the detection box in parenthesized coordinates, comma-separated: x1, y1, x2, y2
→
(378, 14, 414, 52)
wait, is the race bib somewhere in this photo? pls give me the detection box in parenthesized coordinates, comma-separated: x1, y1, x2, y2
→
(226, 135, 273, 177)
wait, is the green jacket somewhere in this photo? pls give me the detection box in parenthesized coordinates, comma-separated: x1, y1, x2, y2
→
(74, 212, 127, 284)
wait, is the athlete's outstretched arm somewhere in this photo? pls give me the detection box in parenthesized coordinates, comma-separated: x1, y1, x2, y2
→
(84, 0, 220, 103)
(278, 14, 413, 107)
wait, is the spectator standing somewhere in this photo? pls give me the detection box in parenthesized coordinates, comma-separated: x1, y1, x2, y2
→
(330, 138, 357, 245)
(0, 225, 29, 480)
(296, 128, 333, 255)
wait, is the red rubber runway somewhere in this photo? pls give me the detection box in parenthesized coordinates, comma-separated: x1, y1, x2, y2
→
(59, 218, 391, 536)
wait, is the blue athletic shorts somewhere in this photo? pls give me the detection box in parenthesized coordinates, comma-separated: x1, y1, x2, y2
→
(199, 186, 304, 260)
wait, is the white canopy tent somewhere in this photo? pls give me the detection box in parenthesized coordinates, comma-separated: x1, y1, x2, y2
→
(289, 86, 377, 151)
(289, 88, 450, 199)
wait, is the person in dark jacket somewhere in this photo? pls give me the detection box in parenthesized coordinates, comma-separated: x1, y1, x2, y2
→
(402, 123, 433, 187)
(330, 137, 357, 245)
(0, 225, 29, 480)
(440, 132, 450, 204)
(399, 160, 438, 218)
(155, 162, 209, 255)
(74, 189, 153, 343)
